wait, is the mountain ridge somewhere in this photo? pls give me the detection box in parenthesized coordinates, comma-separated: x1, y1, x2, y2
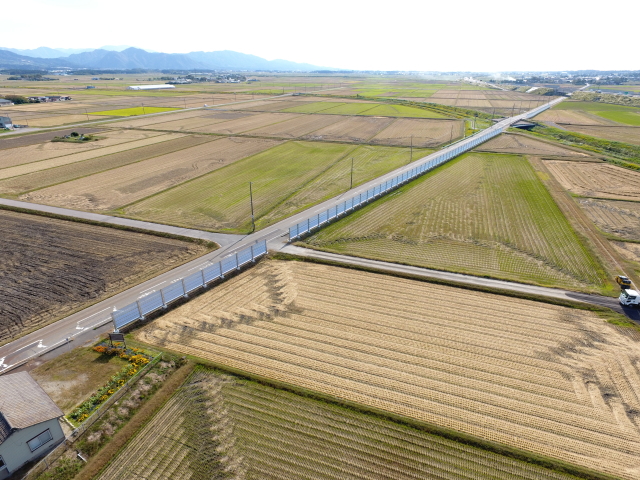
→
(0, 46, 331, 71)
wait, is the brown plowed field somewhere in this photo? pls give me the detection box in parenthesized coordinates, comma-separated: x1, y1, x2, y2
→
(0, 128, 104, 150)
(370, 118, 463, 147)
(0, 133, 180, 181)
(559, 125, 640, 146)
(477, 133, 590, 157)
(303, 115, 394, 143)
(137, 259, 640, 480)
(0, 210, 207, 344)
(0, 135, 212, 196)
(578, 198, 640, 240)
(611, 241, 640, 264)
(546, 161, 640, 201)
(111, 109, 209, 128)
(23, 137, 281, 211)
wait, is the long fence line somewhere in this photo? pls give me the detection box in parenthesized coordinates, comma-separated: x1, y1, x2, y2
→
(111, 240, 268, 331)
(289, 97, 562, 241)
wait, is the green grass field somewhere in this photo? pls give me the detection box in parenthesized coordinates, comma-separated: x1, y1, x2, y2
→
(303, 152, 607, 291)
(122, 141, 428, 233)
(89, 106, 181, 117)
(552, 101, 640, 126)
(96, 366, 582, 480)
(282, 101, 446, 118)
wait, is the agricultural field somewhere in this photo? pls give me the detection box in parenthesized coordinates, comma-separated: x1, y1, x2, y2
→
(536, 102, 640, 145)
(124, 142, 425, 232)
(557, 125, 640, 146)
(424, 89, 552, 116)
(280, 101, 446, 118)
(137, 259, 640, 479)
(97, 365, 583, 480)
(369, 118, 463, 147)
(22, 136, 280, 211)
(0, 210, 208, 344)
(545, 160, 640, 201)
(476, 133, 592, 157)
(578, 198, 640, 240)
(303, 153, 607, 290)
(88, 106, 181, 116)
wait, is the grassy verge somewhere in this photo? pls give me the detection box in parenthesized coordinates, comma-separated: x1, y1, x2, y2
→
(75, 360, 194, 480)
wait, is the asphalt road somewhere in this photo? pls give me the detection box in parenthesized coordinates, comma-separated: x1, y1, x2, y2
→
(3, 96, 602, 374)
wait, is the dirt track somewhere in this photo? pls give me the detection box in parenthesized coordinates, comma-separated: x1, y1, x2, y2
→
(0, 210, 207, 343)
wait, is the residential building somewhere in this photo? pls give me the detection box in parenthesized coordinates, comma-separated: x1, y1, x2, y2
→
(0, 372, 65, 479)
(0, 99, 13, 107)
(127, 85, 176, 90)
(0, 117, 12, 129)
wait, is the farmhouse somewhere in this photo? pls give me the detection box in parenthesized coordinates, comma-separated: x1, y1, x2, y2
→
(127, 85, 176, 91)
(0, 99, 13, 107)
(28, 96, 47, 102)
(0, 372, 65, 479)
(0, 117, 12, 129)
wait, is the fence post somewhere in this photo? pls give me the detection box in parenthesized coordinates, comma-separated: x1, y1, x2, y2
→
(136, 300, 145, 320)
(201, 269, 207, 287)
(236, 253, 241, 270)
(160, 288, 167, 309)
(181, 279, 188, 298)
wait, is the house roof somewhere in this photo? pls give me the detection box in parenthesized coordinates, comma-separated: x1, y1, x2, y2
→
(0, 99, 12, 103)
(0, 372, 63, 437)
(0, 414, 10, 444)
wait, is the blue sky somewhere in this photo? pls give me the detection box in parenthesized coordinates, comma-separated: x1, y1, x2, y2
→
(6, 0, 639, 71)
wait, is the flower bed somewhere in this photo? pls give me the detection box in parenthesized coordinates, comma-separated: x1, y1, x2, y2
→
(68, 344, 153, 424)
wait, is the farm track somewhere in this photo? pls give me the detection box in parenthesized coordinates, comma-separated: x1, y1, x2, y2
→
(0, 210, 207, 344)
(99, 365, 582, 480)
(136, 260, 640, 480)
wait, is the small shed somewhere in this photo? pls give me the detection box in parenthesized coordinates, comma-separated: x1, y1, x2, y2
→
(0, 372, 65, 479)
(0, 117, 12, 129)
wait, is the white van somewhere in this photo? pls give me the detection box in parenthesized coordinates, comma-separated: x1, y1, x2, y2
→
(619, 289, 640, 307)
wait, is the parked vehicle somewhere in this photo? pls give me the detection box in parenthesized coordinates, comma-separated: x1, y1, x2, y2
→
(616, 275, 632, 289)
(619, 289, 640, 307)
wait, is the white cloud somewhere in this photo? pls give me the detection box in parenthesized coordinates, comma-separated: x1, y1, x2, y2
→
(5, 0, 638, 71)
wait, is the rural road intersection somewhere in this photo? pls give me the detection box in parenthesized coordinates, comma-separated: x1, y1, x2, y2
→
(1, 96, 632, 375)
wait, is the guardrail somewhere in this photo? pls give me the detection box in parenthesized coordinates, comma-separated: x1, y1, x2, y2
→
(111, 240, 267, 331)
(289, 98, 562, 242)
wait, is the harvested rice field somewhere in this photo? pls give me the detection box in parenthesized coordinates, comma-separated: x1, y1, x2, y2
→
(611, 241, 640, 265)
(535, 109, 611, 126)
(578, 198, 640, 240)
(97, 365, 583, 480)
(304, 115, 396, 143)
(303, 153, 607, 290)
(370, 118, 463, 147)
(546, 161, 640, 201)
(124, 142, 425, 233)
(0, 210, 208, 344)
(0, 132, 182, 182)
(0, 134, 212, 196)
(476, 133, 591, 157)
(558, 125, 640, 146)
(281, 101, 446, 118)
(137, 259, 640, 480)
(22, 137, 280, 211)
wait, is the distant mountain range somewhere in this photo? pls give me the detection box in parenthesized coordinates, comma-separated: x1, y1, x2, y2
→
(0, 46, 330, 71)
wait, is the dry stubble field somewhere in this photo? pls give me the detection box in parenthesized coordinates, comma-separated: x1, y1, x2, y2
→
(476, 133, 591, 157)
(546, 161, 640, 201)
(0, 210, 208, 344)
(303, 152, 606, 290)
(22, 136, 280, 211)
(578, 198, 640, 240)
(96, 365, 583, 480)
(137, 259, 640, 480)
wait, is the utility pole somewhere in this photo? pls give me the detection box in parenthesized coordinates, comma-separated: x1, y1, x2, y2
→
(249, 182, 255, 233)
(85, 109, 89, 121)
(410, 135, 413, 163)
(142, 103, 146, 115)
(183, 98, 187, 109)
(350, 158, 354, 190)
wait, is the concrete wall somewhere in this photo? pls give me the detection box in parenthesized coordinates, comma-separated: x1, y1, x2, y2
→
(0, 419, 64, 476)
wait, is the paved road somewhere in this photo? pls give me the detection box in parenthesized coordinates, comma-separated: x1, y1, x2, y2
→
(0, 198, 244, 246)
(2, 96, 597, 374)
(279, 245, 627, 314)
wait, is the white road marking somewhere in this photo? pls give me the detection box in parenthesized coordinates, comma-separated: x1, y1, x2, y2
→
(37, 340, 46, 349)
(11, 340, 41, 354)
(0, 358, 6, 368)
(76, 306, 112, 328)
(188, 262, 210, 272)
(140, 282, 165, 294)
